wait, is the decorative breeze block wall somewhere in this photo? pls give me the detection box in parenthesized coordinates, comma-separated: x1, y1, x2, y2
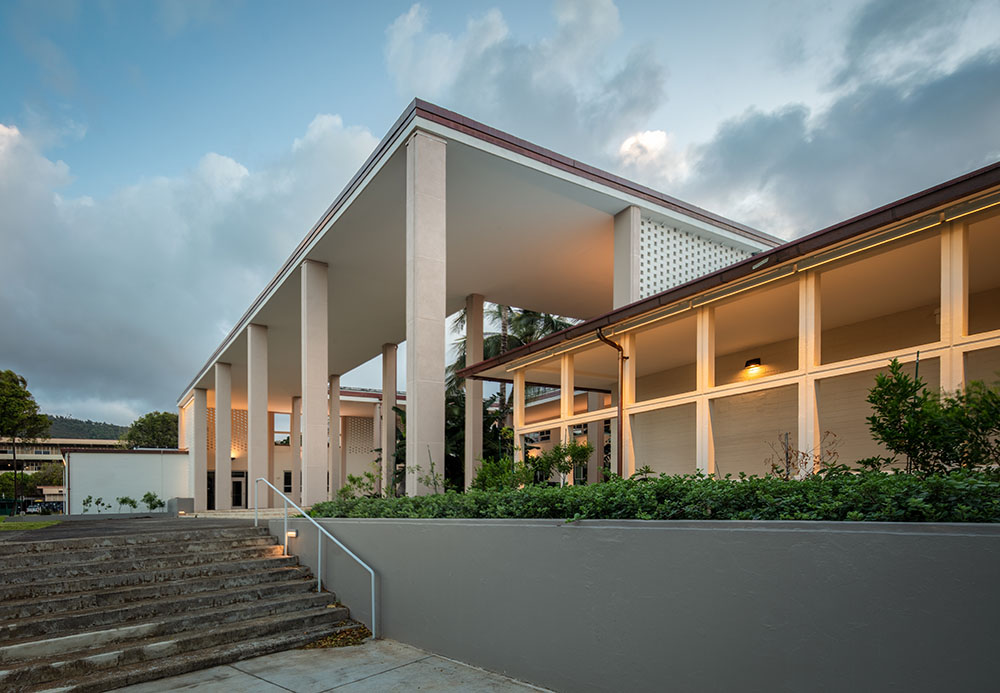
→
(639, 217, 751, 298)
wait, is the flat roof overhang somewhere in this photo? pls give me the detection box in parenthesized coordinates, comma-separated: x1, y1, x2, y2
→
(177, 100, 780, 411)
(460, 159, 1000, 388)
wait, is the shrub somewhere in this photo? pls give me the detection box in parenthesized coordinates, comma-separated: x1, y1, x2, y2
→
(116, 496, 138, 513)
(141, 492, 165, 512)
(310, 469, 1000, 523)
(868, 359, 1000, 474)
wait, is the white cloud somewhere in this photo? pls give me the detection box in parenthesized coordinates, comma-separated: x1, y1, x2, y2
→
(0, 114, 378, 424)
(618, 130, 690, 185)
(384, 0, 664, 165)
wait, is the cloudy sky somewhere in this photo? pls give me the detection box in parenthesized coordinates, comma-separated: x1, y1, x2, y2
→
(2, 0, 999, 425)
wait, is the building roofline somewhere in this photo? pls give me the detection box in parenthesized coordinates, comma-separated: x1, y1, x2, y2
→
(458, 159, 1000, 379)
(177, 99, 781, 405)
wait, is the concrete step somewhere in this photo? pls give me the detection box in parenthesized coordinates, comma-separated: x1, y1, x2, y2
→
(1, 525, 269, 556)
(5, 605, 350, 692)
(3, 535, 279, 570)
(28, 621, 358, 693)
(189, 509, 309, 519)
(0, 577, 319, 642)
(0, 566, 311, 621)
(0, 554, 301, 601)
(0, 545, 284, 585)
(0, 591, 341, 665)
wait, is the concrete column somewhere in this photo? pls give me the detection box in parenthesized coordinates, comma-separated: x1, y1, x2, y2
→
(940, 222, 968, 392)
(464, 294, 484, 489)
(613, 205, 642, 309)
(696, 307, 716, 475)
(513, 369, 526, 463)
(291, 396, 301, 504)
(214, 362, 232, 511)
(328, 374, 341, 500)
(586, 392, 603, 484)
(381, 343, 397, 496)
(340, 414, 348, 489)
(247, 324, 268, 509)
(267, 411, 275, 507)
(798, 274, 820, 469)
(621, 334, 636, 477)
(301, 259, 329, 507)
(191, 388, 208, 511)
(177, 405, 186, 451)
(405, 130, 447, 496)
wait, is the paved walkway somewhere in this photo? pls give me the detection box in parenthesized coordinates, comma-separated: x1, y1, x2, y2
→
(117, 640, 547, 692)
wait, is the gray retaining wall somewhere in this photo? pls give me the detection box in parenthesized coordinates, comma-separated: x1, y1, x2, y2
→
(270, 518, 1000, 692)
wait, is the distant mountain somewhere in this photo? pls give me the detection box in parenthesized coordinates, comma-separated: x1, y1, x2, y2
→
(46, 415, 127, 440)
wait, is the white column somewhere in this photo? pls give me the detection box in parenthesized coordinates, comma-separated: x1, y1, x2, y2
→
(560, 353, 575, 485)
(586, 392, 603, 484)
(381, 343, 397, 495)
(513, 369, 526, 463)
(798, 273, 820, 470)
(328, 374, 341, 500)
(405, 130, 447, 496)
(177, 405, 186, 451)
(613, 205, 642, 309)
(301, 259, 329, 506)
(291, 396, 301, 504)
(248, 324, 268, 509)
(464, 294, 484, 489)
(940, 222, 968, 392)
(621, 333, 636, 477)
(267, 411, 275, 507)
(214, 362, 232, 511)
(696, 307, 715, 475)
(191, 388, 208, 511)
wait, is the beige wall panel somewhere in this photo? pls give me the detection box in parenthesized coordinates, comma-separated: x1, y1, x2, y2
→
(968, 211, 1000, 334)
(716, 338, 798, 385)
(965, 346, 1000, 384)
(969, 288, 1000, 335)
(822, 305, 939, 364)
(817, 359, 940, 466)
(636, 362, 696, 401)
(712, 386, 797, 478)
(631, 404, 697, 476)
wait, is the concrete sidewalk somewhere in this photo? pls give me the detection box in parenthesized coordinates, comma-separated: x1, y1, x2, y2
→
(117, 639, 548, 692)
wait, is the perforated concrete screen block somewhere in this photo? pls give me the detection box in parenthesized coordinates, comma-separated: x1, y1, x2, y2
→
(639, 217, 751, 298)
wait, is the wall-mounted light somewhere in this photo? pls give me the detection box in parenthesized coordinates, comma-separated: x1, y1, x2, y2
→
(286, 529, 298, 538)
(744, 358, 763, 377)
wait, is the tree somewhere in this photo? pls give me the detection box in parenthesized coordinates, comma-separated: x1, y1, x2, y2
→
(0, 371, 50, 514)
(121, 411, 178, 449)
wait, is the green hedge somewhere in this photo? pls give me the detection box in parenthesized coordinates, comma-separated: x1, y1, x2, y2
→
(310, 470, 1000, 522)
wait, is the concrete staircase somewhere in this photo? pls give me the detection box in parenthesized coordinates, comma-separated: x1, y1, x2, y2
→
(0, 522, 351, 692)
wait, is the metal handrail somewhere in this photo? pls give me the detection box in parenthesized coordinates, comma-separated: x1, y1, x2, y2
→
(253, 478, 377, 638)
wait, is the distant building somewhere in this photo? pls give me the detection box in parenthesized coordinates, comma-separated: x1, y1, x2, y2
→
(0, 438, 119, 473)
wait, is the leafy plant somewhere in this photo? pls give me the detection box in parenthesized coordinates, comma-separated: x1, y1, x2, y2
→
(311, 469, 1000, 523)
(141, 492, 165, 511)
(338, 462, 382, 500)
(81, 495, 93, 513)
(868, 358, 1000, 474)
(116, 496, 138, 513)
(469, 455, 535, 491)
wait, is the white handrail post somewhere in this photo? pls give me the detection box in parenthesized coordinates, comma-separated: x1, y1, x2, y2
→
(249, 477, 377, 639)
(253, 480, 258, 527)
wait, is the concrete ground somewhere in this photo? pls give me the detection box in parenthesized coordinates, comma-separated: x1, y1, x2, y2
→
(117, 640, 548, 692)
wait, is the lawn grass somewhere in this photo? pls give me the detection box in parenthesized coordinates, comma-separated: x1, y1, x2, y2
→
(0, 515, 61, 531)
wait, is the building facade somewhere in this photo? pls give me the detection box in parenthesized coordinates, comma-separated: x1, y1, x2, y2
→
(461, 163, 1000, 479)
(176, 100, 777, 508)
